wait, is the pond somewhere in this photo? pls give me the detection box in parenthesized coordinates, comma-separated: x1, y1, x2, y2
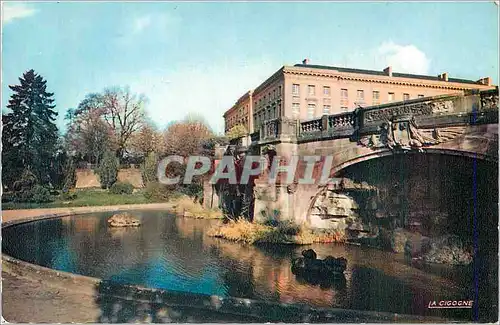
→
(2, 210, 495, 322)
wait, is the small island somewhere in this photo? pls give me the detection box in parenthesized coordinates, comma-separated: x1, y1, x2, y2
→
(107, 213, 141, 227)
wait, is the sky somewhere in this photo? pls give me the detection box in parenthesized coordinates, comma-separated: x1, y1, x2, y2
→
(2, 1, 498, 134)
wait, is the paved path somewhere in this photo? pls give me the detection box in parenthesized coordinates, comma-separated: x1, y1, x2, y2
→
(1, 202, 173, 223)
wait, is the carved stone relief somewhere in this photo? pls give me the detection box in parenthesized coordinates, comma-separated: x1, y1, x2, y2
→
(359, 117, 465, 152)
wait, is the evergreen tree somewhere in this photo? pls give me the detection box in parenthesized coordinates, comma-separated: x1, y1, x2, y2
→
(3, 70, 58, 188)
(97, 151, 119, 189)
(141, 151, 158, 185)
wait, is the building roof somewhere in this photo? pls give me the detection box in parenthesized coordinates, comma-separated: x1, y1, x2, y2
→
(293, 64, 481, 85)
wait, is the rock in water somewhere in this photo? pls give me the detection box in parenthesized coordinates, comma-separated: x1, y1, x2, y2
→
(302, 249, 317, 260)
(108, 213, 141, 227)
(292, 249, 347, 276)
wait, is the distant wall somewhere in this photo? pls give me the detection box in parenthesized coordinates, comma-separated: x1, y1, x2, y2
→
(75, 168, 144, 189)
(75, 169, 100, 188)
(117, 169, 144, 188)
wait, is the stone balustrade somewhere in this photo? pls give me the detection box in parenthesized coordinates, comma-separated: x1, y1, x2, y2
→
(251, 88, 498, 145)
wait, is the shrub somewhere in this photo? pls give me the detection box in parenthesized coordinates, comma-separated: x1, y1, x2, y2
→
(109, 182, 134, 195)
(12, 185, 53, 203)
(12, 170, 37, 192)
(97, 151, 119, 189)
(31, 185, 52, 203)
(140, 152, 158, 185)
(63, 158, 77, 190)
(60, 187, 77, 200)
(144, 182, 174, 201)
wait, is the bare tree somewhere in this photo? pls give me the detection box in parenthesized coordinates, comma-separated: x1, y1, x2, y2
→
(100, 87, 147, 159)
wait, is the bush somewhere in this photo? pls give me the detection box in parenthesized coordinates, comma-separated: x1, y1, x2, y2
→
(109, 182, 134, 195)
(11, 184, 53, 203)
(97, 151, 119, 189)
(63, 158, 77, 190)
(31, 185, 52, 203)
(141, 152, 158, 185)
(144, 182, 174, 201)
(60, 187, 77, 200)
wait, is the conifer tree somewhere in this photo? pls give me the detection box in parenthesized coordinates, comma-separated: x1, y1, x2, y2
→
(2, 70, 59, 188)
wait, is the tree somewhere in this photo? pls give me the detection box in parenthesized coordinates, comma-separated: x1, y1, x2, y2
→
(129, 122, 164, 156)
(163, 118, 212, 157)
(2, 69, 58, 187)
(162, 117, 213, 197)
(100, 87, 147, 160)
(63, 157, 77, 190)
(65, 94, 117, 165)
(97, 151, 119, 189)
(226, 124, 248, 140)
(141, 152, 158, 185)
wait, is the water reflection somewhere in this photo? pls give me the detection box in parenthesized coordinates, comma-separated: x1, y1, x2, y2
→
(2, 211, 494, 321)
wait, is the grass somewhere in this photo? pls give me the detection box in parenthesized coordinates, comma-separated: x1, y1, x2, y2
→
(207, 218, 346, 245)
(1, 188, 161, 210)
(170, 196, 223, 219)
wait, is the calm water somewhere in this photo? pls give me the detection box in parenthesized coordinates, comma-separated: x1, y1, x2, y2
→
(2, 210, 495, 321)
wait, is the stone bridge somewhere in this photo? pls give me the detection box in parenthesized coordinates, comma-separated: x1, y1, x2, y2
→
(207, 89, 498, 233)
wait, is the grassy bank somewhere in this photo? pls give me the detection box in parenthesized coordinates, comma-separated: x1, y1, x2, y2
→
(1, 189, 159, 210)
(207, 218, 346, 245)
(170, 196, 223, 219)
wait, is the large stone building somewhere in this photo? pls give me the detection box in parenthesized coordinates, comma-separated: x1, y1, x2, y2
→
(223, 59, 494, 134)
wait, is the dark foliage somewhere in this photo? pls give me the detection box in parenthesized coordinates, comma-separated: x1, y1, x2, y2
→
(2, 70, 59, 189)
(109, 182, 134, 195)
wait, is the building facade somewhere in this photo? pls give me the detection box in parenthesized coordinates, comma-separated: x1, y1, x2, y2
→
(223, 60, 495, 134)
(223, 90, 253, 134)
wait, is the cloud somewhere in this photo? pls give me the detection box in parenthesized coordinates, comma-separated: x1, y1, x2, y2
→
(341, 41, 431, 75)
(132, 12, 180, 35)
(1, 2, 37, 25)
(133, 15, 152, 33)
(376, 41, 431, 75)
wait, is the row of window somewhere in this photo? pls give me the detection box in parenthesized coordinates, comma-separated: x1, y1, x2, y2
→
(254, 85, 283, 110)
(292, 84, 330, 96)
(293, 103, 335, 119)
(253, 104, 282, 129)
(292, 84, 425, 104)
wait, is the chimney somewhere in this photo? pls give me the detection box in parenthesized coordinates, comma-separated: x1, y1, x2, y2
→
(302, 58, 309, 65)
(477, 77, 492, 86)
(383, 66, 392, 77)
(438, 72, 449, 81)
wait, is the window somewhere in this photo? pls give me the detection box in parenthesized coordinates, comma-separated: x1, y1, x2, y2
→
(372, 91, 380, 105)
(279, 86, 282, 96)
(323, 86, 331, 96)
(292, 103, 300, 116)
(340, 89, 348, 106)
(403, 93, 410, 101)
(357, 90, 364, 100)
(418, 94, 424, 98)
(308, 85, 316, 96)
(388, 92, 395, 102)
(323, 105, 331, 115)
(292, 84, 300, 95)
(341, 107, 348, 112)
(307, 103, 316, 119)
